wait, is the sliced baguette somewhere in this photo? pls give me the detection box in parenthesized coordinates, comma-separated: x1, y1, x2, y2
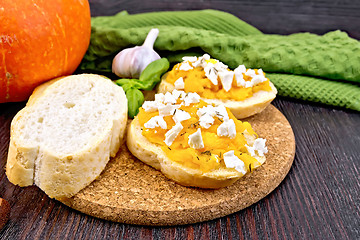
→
(6, 74, 128, 200)
(127, 117, 265, 189)
(158, 73, 277, 119)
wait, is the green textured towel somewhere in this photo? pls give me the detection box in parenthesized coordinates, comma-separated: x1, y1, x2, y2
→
(81, 10, 360, 111)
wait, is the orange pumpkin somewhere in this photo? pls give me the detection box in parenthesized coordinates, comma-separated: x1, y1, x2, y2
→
(0, 0, 91, 103)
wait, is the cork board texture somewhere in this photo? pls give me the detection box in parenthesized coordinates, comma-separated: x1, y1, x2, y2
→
(61, 105, 296, 226)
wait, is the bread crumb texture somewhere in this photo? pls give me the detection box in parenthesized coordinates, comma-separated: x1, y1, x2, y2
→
(6, 74, 128, 199)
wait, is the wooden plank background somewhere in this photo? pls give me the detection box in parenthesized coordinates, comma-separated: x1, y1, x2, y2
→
(1, 0, 359, 239)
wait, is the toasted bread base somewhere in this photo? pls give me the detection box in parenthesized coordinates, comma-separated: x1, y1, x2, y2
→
(158, 74, 277, 119)
(127, 117, 265, 189)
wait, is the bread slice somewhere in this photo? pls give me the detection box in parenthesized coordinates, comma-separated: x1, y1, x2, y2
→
(158, 74, 277, 119)
(127, 117, 265, 189)
(6, 74, 128, 200)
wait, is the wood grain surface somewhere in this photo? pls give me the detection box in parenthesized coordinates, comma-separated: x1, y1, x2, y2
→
(1, 0, 360, 239)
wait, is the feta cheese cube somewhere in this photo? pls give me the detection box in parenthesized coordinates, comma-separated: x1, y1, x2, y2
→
(217, 119, 236, 138)
(245, 138, 268, 157)
(172, 89, 185, 100)
(158, 104, 181, 116)
(163, 92, 177, 104)
(202, 54, 211, 61)
(154, 93, 165, 103)
(250, 74, 267, 86)
(142, 101, 161, 112)
(245, 144, 255, 157)
(234, 65, 246, 87)
(258, 69, 264, 76)
(214, 105, 229, 120)
(188, 128, 204, 149)
(218, 70, 234, 92)
(183, 92, 200, 106)
(253, 138, 268, 156)
(179, 62, 193, 71)
(182, 56, 198, 62)
(235, 65, 246, 73)
(223, 150, 247, 174)
(197, 105, 216, 117)
(243, 74, 267, 88)
(174, 77, 185, 90)
(193, 54, 211, 68)
(173, 109, 191, 124)
(199, 113, 215, 129)
(245, 69, 256, 78)
(144, 116, 167, 129)
(197, 105, 218, 129)
(164, 122, 183, 146)
(204, 63, 218, 85)
(214, 61, 228, 71)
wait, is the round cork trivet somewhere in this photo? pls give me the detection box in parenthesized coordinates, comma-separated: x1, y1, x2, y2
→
(61, 105, 295, 226)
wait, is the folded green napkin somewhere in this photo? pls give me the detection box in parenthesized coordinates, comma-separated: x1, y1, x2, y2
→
(81, 10, 360, 111)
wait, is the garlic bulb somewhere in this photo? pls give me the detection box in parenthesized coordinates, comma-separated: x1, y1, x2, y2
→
(112, 28, 161, 78)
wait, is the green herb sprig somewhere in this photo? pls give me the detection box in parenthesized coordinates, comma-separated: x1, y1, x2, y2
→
(115, 58, 170, 118)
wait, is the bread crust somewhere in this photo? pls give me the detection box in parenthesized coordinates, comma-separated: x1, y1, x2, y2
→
(158, 73, 277, 119)
(127, 117, 265, 189)
(6, 74, 128, 200)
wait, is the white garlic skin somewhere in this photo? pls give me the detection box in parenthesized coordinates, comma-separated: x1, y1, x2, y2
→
(112, 28, 161, 79)
(112, 46, 160, 78)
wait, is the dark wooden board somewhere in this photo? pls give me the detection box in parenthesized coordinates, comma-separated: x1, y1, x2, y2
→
(1, 0, 360, 239)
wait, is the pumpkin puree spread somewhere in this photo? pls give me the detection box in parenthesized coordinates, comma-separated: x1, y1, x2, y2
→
(165, 54, 272, 101)
(137, 90, 268, 174)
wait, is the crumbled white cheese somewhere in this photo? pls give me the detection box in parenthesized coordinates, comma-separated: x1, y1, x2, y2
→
(144, 116, 167, 129)
(234, 65, 246, 87)
(182, 56, 198, 62)
(172, 89, 185, 100)
(197, 105, 216, 129)
(164, 122, 183, 146)
(218, 70, 234, 92)
(217, 119, 236, 138)
(241, 74, 268, 88)
(214, 61, 228, 71)
(235, 65, 246, 73)
(142, 101, 161, 112)
(196, 105, 229, 128)
(245, 144, 255, 156)
(173, 109, 191, 124)
(188, 128, 204, 149)
(245, 138, 268, 157)
(192, 54, 211, 68)
(179, 62, 193, 71)
(163, 92, 177, 104)
(199, 113, 215, 129)
(245, 69, 256, 78)
(223, 150, 247, 174)
(253, 138, 268, 156)
(197, 105, 215, 117)
(158, 104, 181, 116)
(174, 77, 185, 90)
(204, 63, 218, 85)
(154, 93, 165, 103)
(214, 105, 229, 120)
(235, 78, 246, 88)
(183, 92, 200, 106)
(192, 59, 201, 68)
(202, 54, 211, 61)
(258, 68, 264, 76)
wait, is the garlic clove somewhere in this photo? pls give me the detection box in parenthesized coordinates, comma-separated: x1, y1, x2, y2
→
(112, 28, 161, 78)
